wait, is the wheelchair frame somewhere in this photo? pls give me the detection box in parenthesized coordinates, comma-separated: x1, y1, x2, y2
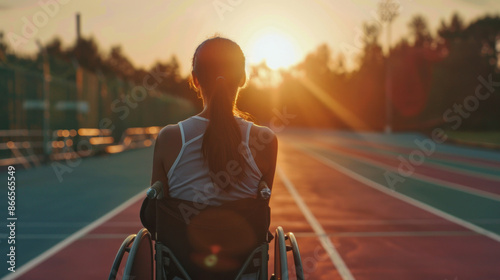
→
(109, 182, 304, 280)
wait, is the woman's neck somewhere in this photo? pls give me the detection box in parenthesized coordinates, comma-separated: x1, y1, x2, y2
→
(197, 105, 237, 119)
(197, 106, 209, 119)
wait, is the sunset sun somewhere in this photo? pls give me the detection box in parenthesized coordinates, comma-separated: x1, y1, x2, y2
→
(247, 29, 301, 70)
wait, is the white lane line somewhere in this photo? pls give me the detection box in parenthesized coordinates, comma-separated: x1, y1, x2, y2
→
(298, 146, 500, 244)
(0, 234, 133, 240)
(277, 167, 355, 280)
(1, 190, 146, 280)
(307, 143, 500, 202)
(13, 221, 142, 227)
(322, 137, 500, 181)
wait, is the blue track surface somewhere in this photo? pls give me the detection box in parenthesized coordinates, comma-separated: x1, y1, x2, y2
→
(0, 148, 153, 277)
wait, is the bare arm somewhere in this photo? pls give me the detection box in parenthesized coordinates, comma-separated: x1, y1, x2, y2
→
(252, 125, 278, 190)
(150, 125, 182, 195)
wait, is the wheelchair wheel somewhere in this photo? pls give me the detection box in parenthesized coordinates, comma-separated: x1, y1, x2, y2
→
(123, 228, 154, 280)
(108, 234, 136, 280)
(109, 228, 153, 280)
(272, 227, 305, 280)
(273, 226, 288, 280)
(287, 232, 304, 280)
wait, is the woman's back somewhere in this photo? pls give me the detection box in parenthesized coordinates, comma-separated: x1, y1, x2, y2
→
(167, 115, 262, 205)
(150, 37, 277, 202)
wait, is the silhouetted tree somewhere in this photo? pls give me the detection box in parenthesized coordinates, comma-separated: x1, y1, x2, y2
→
(300, 44, 332, 79)
(351, 22, 385, 129)
(105, 46, 136, 80)
(438, 13, 465, 42)
(150, 55, 182, 94)
(408, 15, 432, 47)
(0, 32, 8, 63)
(70, 37, 104, 72)
(45, 38, 65, 58)
(426, 15, 500, 130)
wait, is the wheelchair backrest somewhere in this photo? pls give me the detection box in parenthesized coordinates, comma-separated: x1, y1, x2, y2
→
(156, 197, 270, 279)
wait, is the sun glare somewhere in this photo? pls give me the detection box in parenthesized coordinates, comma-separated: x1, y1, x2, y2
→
(247, 29, 301, 70)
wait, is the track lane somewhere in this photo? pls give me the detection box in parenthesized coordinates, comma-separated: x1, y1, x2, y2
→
(307, 138, 500, 199)
(276, 137, 500, 280)
(321, 133, 500, 176)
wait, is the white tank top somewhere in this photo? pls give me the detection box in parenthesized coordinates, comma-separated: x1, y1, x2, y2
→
(167, 115, 263, 205)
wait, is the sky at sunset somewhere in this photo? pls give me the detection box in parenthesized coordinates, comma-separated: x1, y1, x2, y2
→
(1, 0, 499, 74)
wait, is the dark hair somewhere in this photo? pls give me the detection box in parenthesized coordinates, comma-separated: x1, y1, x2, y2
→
(191, 37, 250, 185)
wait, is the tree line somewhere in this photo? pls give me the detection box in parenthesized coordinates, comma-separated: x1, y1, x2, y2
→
(1, 11, 499, 131)
(241, 12, 500, 131)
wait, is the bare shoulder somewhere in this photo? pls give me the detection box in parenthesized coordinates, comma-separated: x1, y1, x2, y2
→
(158, 124, 180, 138)
(249, 124, 278, 150)
(156, 124, 182, 150)
(154, 124, 183, 172)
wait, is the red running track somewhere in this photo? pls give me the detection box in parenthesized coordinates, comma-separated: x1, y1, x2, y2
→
(8, 134, 500, 280)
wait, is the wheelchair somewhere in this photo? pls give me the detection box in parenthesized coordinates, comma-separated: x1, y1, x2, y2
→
(108, 181, 304, 280)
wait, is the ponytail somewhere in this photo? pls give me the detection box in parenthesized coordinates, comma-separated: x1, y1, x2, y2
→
(201, 76, 246, 187)
(191, 37, 249, 189)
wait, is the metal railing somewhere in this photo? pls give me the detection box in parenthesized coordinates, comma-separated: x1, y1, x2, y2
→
(0, 126, 161, 168)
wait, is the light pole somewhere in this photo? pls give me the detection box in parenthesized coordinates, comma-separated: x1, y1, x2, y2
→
(385, 20, 393, 134)
(36, 40, 51, 160)
(378, 0, 399, 134)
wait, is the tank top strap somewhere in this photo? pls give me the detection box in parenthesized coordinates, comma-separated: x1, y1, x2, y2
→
(242, 120, 263, 177)
(167, 117, 206, 179)
(245, 121, 252, 144)
(178, 122, 186, 145)
(179, 116, 208, 143)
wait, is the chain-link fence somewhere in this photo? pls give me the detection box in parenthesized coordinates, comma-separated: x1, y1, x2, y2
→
(0, 64, 195, 166)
